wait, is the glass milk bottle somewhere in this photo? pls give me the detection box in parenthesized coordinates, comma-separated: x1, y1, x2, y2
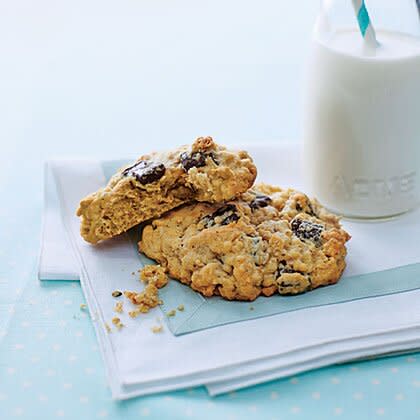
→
(303, 0, 420, 218)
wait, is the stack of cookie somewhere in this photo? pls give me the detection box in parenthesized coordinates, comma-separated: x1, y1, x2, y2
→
(77, 137, 350, 301)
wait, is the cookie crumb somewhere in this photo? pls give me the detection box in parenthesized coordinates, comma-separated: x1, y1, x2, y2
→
(151, 325, 163, 333)
(112, 317, 124, 330)
(166, 309, 176, 317)
(249, 306, 255, 311)
(177, 304, 185, 312)
(105, 323, 112, 333)
(124, 284, 160, 313)
(131, 271, 135, 275)
(128, 309, 141, 318)
(140, 265, 169, 289)
(114, 301, 123, 313)
(80, 304, 87, 311)
(112, 290, 122, 298)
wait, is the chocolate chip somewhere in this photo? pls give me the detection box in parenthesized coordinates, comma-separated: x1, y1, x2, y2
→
(220, 213, 240, 225)
(276, 261, 296, 278)
(291, 218, 323, 243)
(209, 152, 219, 165)
(202, 204, 239, 227)
(180, 151, 207, 171)
(112, 291, 122, 298)
(123, 160, 165, 185)
(307, 201, 317, 217)
(250, 195, 272, 210)
(277, 276, 312, 295)
(212, 204, 237, 217)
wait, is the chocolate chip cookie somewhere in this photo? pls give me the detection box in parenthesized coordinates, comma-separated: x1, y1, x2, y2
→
(139, 184, 351, 301)
(77, 137, 257, 244)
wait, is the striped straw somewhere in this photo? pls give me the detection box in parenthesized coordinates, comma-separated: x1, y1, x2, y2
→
(351, 0, 379, 48)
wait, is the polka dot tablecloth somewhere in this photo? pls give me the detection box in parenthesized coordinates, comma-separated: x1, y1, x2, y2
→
(0, 158, 419, 420)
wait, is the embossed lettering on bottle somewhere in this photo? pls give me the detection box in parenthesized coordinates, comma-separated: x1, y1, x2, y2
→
(331, 172, 416, 201)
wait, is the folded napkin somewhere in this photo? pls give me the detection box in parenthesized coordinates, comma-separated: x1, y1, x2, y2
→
(40, 143, 420, 399)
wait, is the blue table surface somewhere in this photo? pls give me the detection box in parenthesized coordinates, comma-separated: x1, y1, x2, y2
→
(1, 1, 419, 418)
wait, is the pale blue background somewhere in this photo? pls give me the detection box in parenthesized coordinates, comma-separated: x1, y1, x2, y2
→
(0, 0, 419, 419)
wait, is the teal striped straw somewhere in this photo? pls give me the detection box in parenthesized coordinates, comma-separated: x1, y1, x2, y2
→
(351, 0, 379, 47)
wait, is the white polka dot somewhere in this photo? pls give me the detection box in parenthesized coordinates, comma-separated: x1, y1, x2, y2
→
(13, 407, 24, 416)
(7, 367, 16, 375)
(52, 344, 61, 351)
(57, 320, 67, 328)
(71, 283, 78, 288)
(63, 383, 73, 390)
(28, 299, 38, 305)
(39, 394, 48, 402)
(15, 288, 22, 296)
(97, 410, 108, 418)
(91, 345, 99, 352)
(85, 367, 95, 375)
(330, 377, 341, 384)
(185, 407, 193, 417)
(376, 408, 385, 416)
(14, 344, 24, 350)
(248, 405, 257, 413)
(80, 396, 89, 403)
(312, 392, 321, 400)
(290, 406, 301, 414)
(8, 306, 15, 315)
(0, 330, 6, 339)
(56, 410, 65, 417)
(46, 369, 56, 377)
(37, 332, 47, 340)
(353, 392, 364, 400)
(140, 407, 150, 417)
(371, 379, 381, 385)
(350, 366, 359, 372)
(75, 331, 83, 338)
(68, 355, 77, 362)
(412, 380, 420, 388)
(270, 391, 279, 400)
(206, 401, 215, 408)
(43, 309, 53, 317)
(395, 393, 404, 400)
(22, 381, 32, 389)
(334, 408, 343, 416)
(389, 367, 399, 373)
(163, 396, 174, 401)
(20, 321, 30, 328)
(406, 356, 416, 363)
(290, 377, 299, 384)
(30, 356, 40, 363)
(50, 290, 59, 296)
(64, 299, 73, 306)
(0, 393, 7, 401)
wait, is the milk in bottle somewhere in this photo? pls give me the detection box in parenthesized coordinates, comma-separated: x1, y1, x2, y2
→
(303, 28, 420, 218)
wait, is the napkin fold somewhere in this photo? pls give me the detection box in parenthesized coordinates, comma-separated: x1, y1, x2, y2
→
(40, 144, 420, 399)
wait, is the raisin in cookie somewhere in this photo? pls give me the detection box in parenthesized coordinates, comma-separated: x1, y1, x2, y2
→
(77, 137, 257, 244)
(139, 184, 351, 301)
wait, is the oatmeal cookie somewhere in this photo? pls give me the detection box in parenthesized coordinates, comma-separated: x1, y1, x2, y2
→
(77, 137, 257, 243)
(139, 184, 351, 301)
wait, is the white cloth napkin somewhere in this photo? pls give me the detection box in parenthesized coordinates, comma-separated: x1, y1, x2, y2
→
(40, 144, 420, 399)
